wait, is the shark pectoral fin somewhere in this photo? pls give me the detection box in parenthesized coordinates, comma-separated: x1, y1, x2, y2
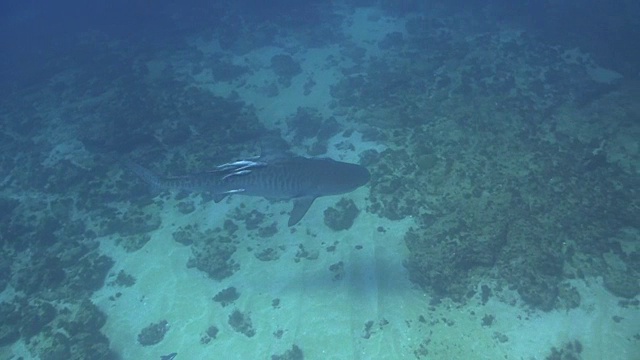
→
(288, 197, 316, 226)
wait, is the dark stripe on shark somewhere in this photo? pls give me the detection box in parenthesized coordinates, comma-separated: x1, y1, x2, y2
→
(127, 157, 370, 226)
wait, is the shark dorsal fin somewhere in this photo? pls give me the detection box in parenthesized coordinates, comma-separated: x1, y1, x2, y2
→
(289, 197, 316, 226)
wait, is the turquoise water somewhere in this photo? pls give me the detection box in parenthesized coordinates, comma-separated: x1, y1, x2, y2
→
(0, 2, 638, 359)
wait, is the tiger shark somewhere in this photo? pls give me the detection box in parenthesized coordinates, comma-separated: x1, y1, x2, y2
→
(127, 156, 370, 226)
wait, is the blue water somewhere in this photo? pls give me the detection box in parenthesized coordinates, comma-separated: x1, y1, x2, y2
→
(1, 1, 638, 359)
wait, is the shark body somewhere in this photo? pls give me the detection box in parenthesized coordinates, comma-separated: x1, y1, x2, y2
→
(127, 156, 370, 226)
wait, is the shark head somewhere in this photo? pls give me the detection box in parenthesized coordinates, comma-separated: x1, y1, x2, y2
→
(286, 157, 370, 226)
(310, 158, 371, 196)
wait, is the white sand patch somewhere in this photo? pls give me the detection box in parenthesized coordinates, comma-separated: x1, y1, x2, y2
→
(92, 187, 418, 359)
(479, 278, 640, 360)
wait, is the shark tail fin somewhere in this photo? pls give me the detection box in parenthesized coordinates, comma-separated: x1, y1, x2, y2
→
(124, 160, 165, 194)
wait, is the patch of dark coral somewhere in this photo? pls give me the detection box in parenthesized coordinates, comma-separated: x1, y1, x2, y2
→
(209, 55, 251, 82)
(237, 210, 278, 237)
(286, 107, 324, 140)
(258, 222, 279, 238)
(172, 226, 195, 246)
(109, 270, 136, 287)
(228, 310, 255, 337)
(11, 248, 113, 301)
(0, 197, 20, 222)
(329, 261, 345, 281)
(213, 287, 240, 307)
(255, 247, 281, 261)
(294, 244, 319, 262)
(271, 54, 302, 87)
(323, 198, 360, 231)
(51, 298, 117, 359)
(20, 300, 57, 340)
(272, 344, 304, 360)
(186, 225, 240, 281)
(0, 302, 20, 346)
(102, 204, 162, 252)
(242, 209, 266, 230)
(286, 107, 340, 148)
(138, 320, 169, 346)
(200, 325, 219, 344)
(405, 214, 509, 303)
(545, 340, 583, 360)
(603, 268, 640, 299)
(176, 200, 196, 214)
